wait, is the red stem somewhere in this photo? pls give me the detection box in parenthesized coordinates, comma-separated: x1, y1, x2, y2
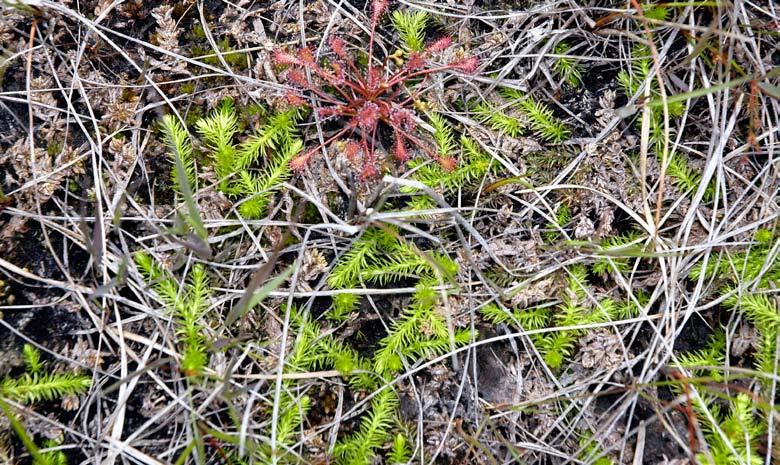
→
(301, 83, 346, 106)
(383, 118, 443, 161)
(397, 75, 433, 107)
(303, 125, 354, 160)
(343, 57, 368, 90)
(311, 66, 367, 101)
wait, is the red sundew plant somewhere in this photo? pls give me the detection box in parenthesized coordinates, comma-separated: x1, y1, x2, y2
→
(274, 0, 479, 179)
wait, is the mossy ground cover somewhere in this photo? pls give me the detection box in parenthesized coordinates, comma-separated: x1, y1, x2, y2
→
(0, 1, 778, 464)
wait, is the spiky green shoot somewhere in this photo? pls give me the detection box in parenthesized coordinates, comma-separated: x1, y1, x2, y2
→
(391, 9, 429, 53)
(472, 87, 570, 143)
(374, 277, 470, 375)
(161, 100, 304, 219)
(333, 389, 398, 465)
(160, 114, 197, 194)
(1, 373, 92, 405)
(552, 42, 583, 87)
(135, 253, 212, 375)
(0, 344, 91, 405)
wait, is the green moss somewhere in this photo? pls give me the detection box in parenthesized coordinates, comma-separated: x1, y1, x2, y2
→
(192, 23, 207, 40)
(693, 393, 764, 465)
(162, 100, 304, 219)
(542, 203, 571, 242)
(196, 37, 249, 69)
(403, 132, 497, 205)
(579, 431, 614, 465)
(179, 81, 196, 95)
(46, 142, 62, 157)
(754, 228, 773, 243)
(330, 293, 360, 321)
(244, 102, 266, 118)
(302, 201, 320, 223)
(391, 9, 429, 53)
(185, 107, 203, 127)
(135, 253, 212, 376)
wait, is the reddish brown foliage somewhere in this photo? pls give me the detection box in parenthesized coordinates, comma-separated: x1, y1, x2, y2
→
(274, 1, 478, 179)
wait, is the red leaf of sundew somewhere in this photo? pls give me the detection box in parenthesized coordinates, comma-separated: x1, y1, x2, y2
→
(426, 36, 453, 53)
(345, 140, 361, 160)
(286, 69, 309, 88)
(285, 92, 307, 107)
(438, 156, 457, 171)
(393, 133, 409, 162)
(405, 53, 426, 71)
(273, 50, 300, 66)
(299, 47, 316, 64)
(355, 102, 380, 130)
(371, 0, 388, 24)
(448, 56, 479, 74)
(361, 162, 380, 180)
(330, 36, 348, 60)
(290, 150, 315, 171)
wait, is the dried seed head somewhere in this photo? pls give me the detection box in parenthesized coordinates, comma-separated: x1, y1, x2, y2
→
(61, 394, 81, 411)
(426, 36, 453, 53)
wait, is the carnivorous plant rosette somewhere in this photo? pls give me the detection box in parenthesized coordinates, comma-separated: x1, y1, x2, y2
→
(273, 0, 479, 179)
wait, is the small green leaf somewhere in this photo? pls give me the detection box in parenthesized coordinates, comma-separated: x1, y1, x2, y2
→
(23, 344, 43, 375)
